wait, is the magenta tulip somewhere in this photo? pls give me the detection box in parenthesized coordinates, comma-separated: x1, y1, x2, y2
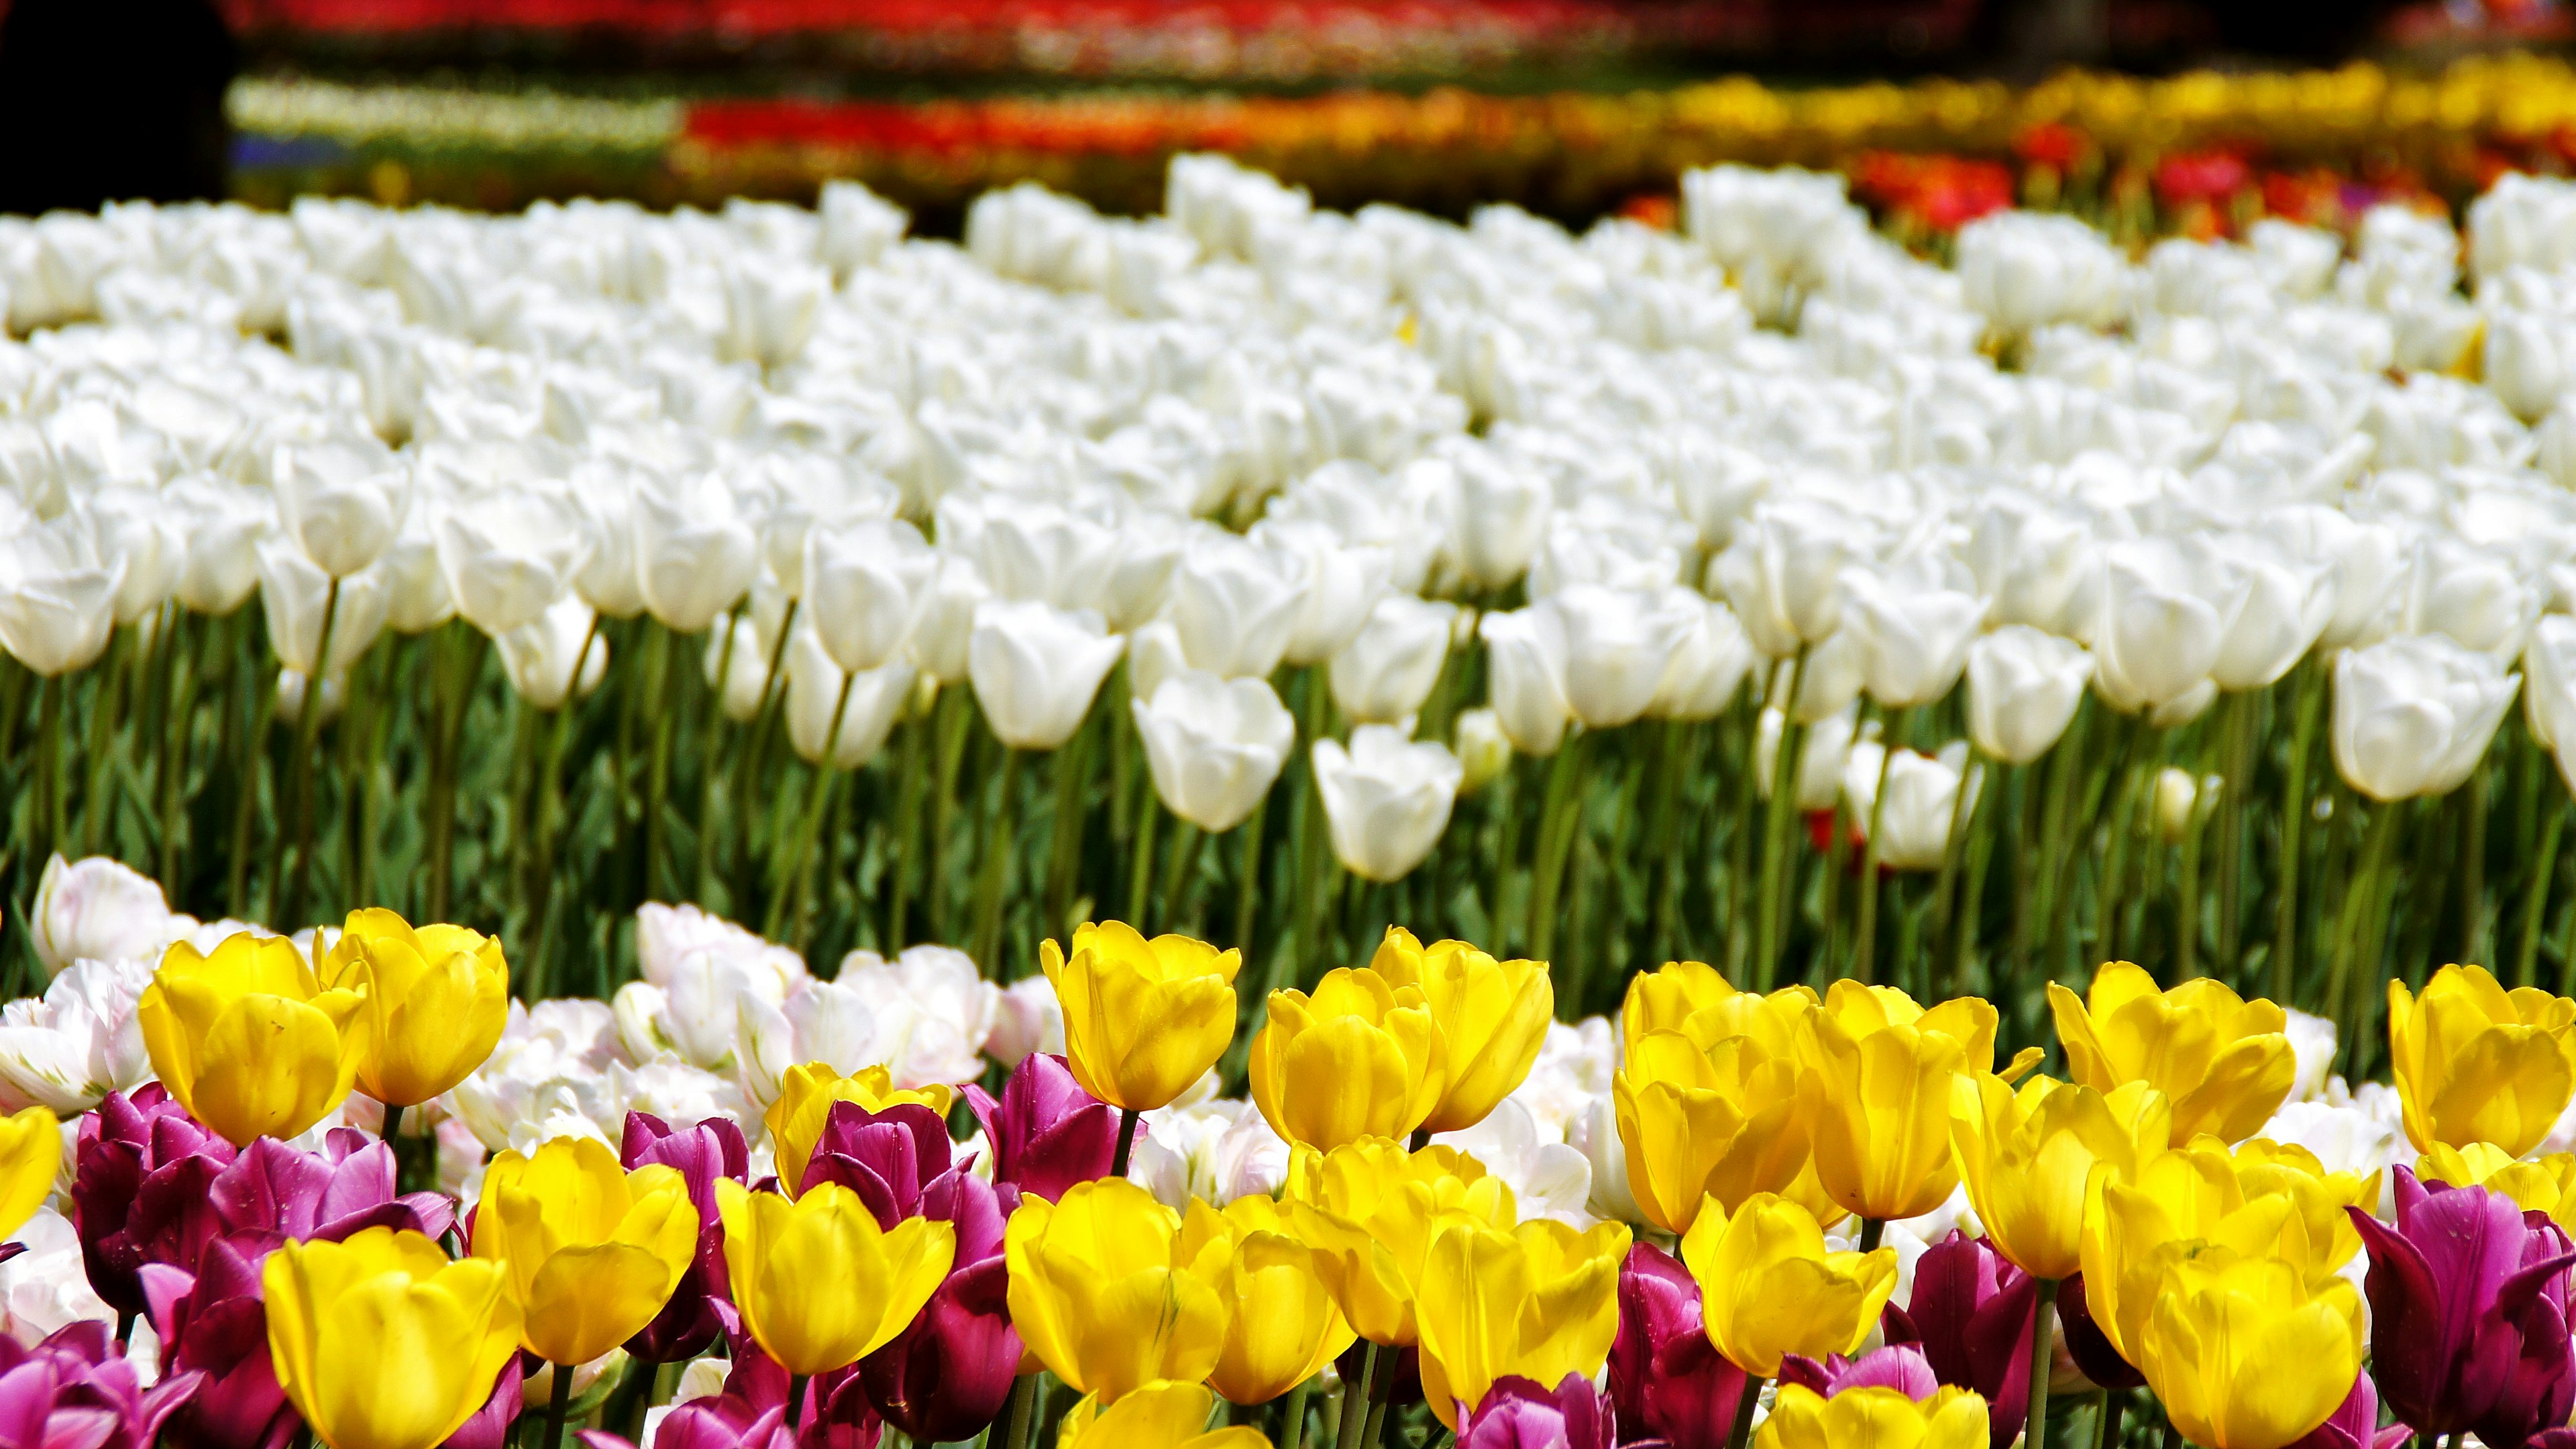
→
(1776, 1345, 1941, 1402)
(620, 1113, 748, 1363)
(2286, 1371, 2409, 1449)
(1881, 1233, 2034, 1449)
(1606, 1241, 1748, 1449)
(798, 1102, 951, 1218)
(74, 1085, 234, 1313)
(961, 1053, 1121, 1203)
(1460, 1374, 1621, 1449)
(0, 1320, 202, 1449)
(2054, 1273, 2143, 1391)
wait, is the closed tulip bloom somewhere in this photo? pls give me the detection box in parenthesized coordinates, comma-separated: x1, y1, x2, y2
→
(1949, 1073, 2171, 1281)
(1964, 627, 2092, 765)
(967, 600, 1127, 751)
(633, 479, 759, 635)
(1250, 967, 1445, 1150)
(1621, 959, 1748, 1058)
(2332, 635, 2520, 802)
(1608, 1241, 1753, 1449)
(139, 932, 372, 1148)
(315, 909, 508, 1109)
(1841, 570, 1983, 709)
(1313, 727, 1464, 883)
(1169, 529, 1305, 681)
(0, 1105, 58, 1243)
(1132, 669, 1296, 833)
(1332, 593, 1457, 725)
(1614, 987, 1815, 1235)
(2137, 1250, 2366, 1449)
(470, 1136, 700, 1366)
(763, 1063, 954, 1199)
(432, 485, 592, 637)
(1415, 1216, 1631, 1430)
(1179, 1195, 1356, 1404)
(2388, 963, 2576, 1156)
(782, 631, 915, 770)
(1553, 585, 1697, 730)
(1892, 1232, 2035, 1449)
(258, 539, 392, 680)
(1458, 1373, 1617, 1449)
(1759, 1384, 1990, 1449)
(264, 1227, 523, 1449)
(1368, 928, 1553, 1134)
(1284, 1137, 1519, 1346)
(496, 596, 608, 710)
(2048, 963, 2296, 1145)
(804, 519, 936, 674)
(961, 1051, 1120, 1203)
(274, 435, 411, 579)
(1800, 983, 2037, 1224)
(1713, 499, 1863, 657)
(1479, 604, 1572, 756)
(718, 1177, 957, 1378)
(0, 519, 121, 677)
(1055, 1379, 1269, 1449)
(1041, 922, 1240, 1113)
(1006, 1177, 1228, 1400)
(1680, 1192, 1898, 1379)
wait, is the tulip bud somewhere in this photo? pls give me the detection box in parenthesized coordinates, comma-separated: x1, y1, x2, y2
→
(2332, 635, 2519, 802)
(138, 932, 372, 1148)
(1283, 1137, 1518, 1347)
(764, 1063, 954, 1199)
(1367, 928, 1552, 1134)
(264, 1227, 523, 1449)
(1949, 1073, 2170, 1281)
(1313, 727, 1464, 883)
(1330, 594, 1456, 726)
(1040, 922, 1240, 1114)
(718, 1178, 956, 1378)
(1414, 1216, 1629, 1430)
(1613, 985, 1814, 1235)
(471, 1137, 700, 1367)
(497, 596, 608, 711)
(963, 1051, 1120, 1203)
(2387, 963, 2576, 1157)
(1179, 1196, 1355, 1405)
(967, 599, 1126, 751)
(1453, 708, 1512, 795)
(1006, 1177, 1227, 1400)
(1680, 1192, 1898, 1379)
(2047, 963, 2296, 1146)
(2135, 1248, 2365, 1449)
(1964, 627, 2092, 765)
(1251, 967, 1445, 1150)
(1132, 669, 1295, 833)
(317, 908, 508, 1110)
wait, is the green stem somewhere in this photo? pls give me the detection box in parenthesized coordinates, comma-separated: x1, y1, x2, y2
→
(1336, 1342, 1379, 1449)
(769, 673, 857, 945)
(2026, 1277, 2060, 1449)
(1045, 718, 1097, 939)
(694, 609, 739, 904)
(2214, 690, 2255, 979)
(1933, 749, 1986, 996)
(643, 625, 679, 902)
(1130, 796, 1163, 930)
(971, 748, 1024, 976)
(1235, 798, 1269, 959)
(1277, 1377, 1314, 1449)
(1002, 1373, 1040, 1449)
(1858, 1216, 1884, 1252)
(2329, 800, 2404, 1073)
(34, 674, 60, 858)
(1723, 1374, 1764, 1449)
(277, 578, 342, 928)
(887, 703, 926, 950)
(2094, 1391, 2122, 1449)
(2462, 759, 2491, 966)
(2520, 800, 2566, 988)
(2274, 661, 2325, 1006)
(1855, 704, 1911, 984)
(540, 1358, 576, 1449)
(1526, 732, 1585, 962)
(1756, 647, 1811, 987)
(928, 684, 972, 945)
(1161, 819, 1204, 935)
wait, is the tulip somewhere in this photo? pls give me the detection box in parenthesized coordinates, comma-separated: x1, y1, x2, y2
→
(1054, 1379, 1269, 1449)
(1949, 1073, 2171, 1281)
(1799, 983, 2033, 1224)
(1479, 604, 1572, 756)
(29, 853, 189, 977)
(1284, 1137, 1519, 1347)
(804, 519, 936, 675)
(763, 1063, 953, 1201)
(264, 1227, 523, 1449)
(906, 555, 990, 685)
(962, 1052, 1120, 1203)
(1756, 1383, 1990, 1449)
(1366, 928, 1553, 1134)
(1179, 1195, 1355, 1404)
(794, 1095, 963, 1224)
(1679, 1191, 1896, 1385)
(1608, 1242, 1753, 1449)
(2404, 534, 2539, 660)
(2332, 635, 2519, 802)
(2349, 1166, 2576, 1444)
(1040, 922, 1240, 1114)
(1774, 1342, 1941, 1401)
(1250, 967, 1444, 1151)
(2416, 1141, 2576, 1232)
(470, 1136, 699, 1367)
(0, 956, 156, 1114)
(1838, 742, 1974, 872)
(0, 519, 121, 677)
(1622, 959, 1750, 1055)
(496, 596, 608, 710)
(967, 600, 1126, 751)
(1650, 590, 1759, 720)
(1712, 499, 1863, 657)
(632, 479, 759, 635)
(1964, 627, 2092, 765)
(257, 541, 391, 681)
(2048, 962, 2297, 1144)
(0, 1319, 203, 1449)
(1331, 594, 1457, 725)
(1167, 529, 1305, 681)
(1413, 1217, 1629, 1430)
(141, 1232, 298, 1449)
(2137, 1248, 2367, 1449)
(1550, 585, 1696, 730)
(1613, 985, 1814, 1235)
(1841, 570, 1982, 710)
(1458, 1373, 1616, 1449)
(72, 1083, 235, 1312)
(315, 909, 508, 1111)
(718, 1178, 957, 1378)
(1956, 211, 2127, 335)
(0, 1104, 56, 1248)
(782, 632, 914, 770)
(138, 932, 372, 1148)
(1132, 669, 1295, 833)
(2387, 963, 2576, 1156)
(1312, 727, 1464, 883)
(1005, 1177, 1227, 1400)
(858, 1246, 1020, 1442)
(432, 485, 591, 636)
(1263, 519, 1393, 668)
(2093, 539, 2224, 727)
(1886, 1232, 2034, 1449)
(617, 1112, 748, 1364)
(272, 435, 410, 578)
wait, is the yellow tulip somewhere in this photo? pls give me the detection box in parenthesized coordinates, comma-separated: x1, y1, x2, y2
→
(1177, 1195, 1355, 1405)
(765, 1063, 955, 1197)
(1797, 983, 2039, 1224)
(1678, 1191, 1898, 1379)
(718, 1178, 955, 1377)
(1041, 921, 1242, 1112)
(1621, 959, 1745, 1059)
(1249, 967, 1445, 1150)
(2135, 1249, 2365, 1449)
(1055, 1381, 1272, 1449)
(1413, 1216, 1630, 1430)
(1949, 1073, 2170, 1281)
(0, 1106, 58, 1244)
(1368, 927, 1554, 1132)
(1757, 1385, 1992, 1449)
(1613, 985, 1815, 1235)
(1006, 1177, 1229, 1401)
(138, 932, 371, 1147)
(2388, 963, 2576, 1156)
(264, 1226, 524, 1449)
(2049, 962, 2296, 1144)
(316, 909, 509, 1108)
(1282, 1136, 1518, 1347)
(1812, 981, 2042, 1079)
(470, 1136, 700, 1366)
(2417, 1141, 2576, 1231)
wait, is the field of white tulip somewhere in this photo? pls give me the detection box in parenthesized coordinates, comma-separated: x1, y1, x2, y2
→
(1, 154, 2573, 1090)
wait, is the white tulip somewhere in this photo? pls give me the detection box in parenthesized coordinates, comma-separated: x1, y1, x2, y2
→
(804, 519, 937, 675)
(1757, 703, 1856, 810)
(377, 510, 455, 635)
(0, 519, 122, 678)
(1126, 617, 1190, 707)
(1966, 627, 2093, 765)
(571, 460, 650, 620)
(1132, 668, 1295, 833)
(256, 539, 390, 679)
(2332, 633, 2518, 802)
(1648, 592, 1757, 720)
(908, 554, 990, 686)
(273, 433, 411, 578)
(1453, 706, 1513, 794)
(2404, 535, 2540, 659)
(166, 476, 272, 616)
(496, 596, 608, 710)
(2092, 540, 2222, 727)
(29, 853, 191, 978)
(0, 957, 154, 1113)
(2528, 617, 2576, 792)
(982, 974, 1066, 1067)
(1956, 211, 2129, 336)
(1330, 594, 1456, 725)
(833, 945, 1002, 1088)
(704, 614, 774, 722)
(633, 902, 806, 996)
(1840, 570, 1983, 708)
(1570, 1092, 1646, 1226)
(1478, 604, 1572, 756)
(973, 502, 1120, 612)
(1169, 531, 1304, 680)
(1428, 1098, 1593, 1228)
(1712, 498, 1864, 657)
(84, 488, 178, 626)
(968, 600, 1126, 751)
(718, 258, 826, 370)
(434, 485, 593, 637)
(633, 478, 760, 635)
(1312, 725, 1462, 881)
(1841, 740, 1974, 871)
(1447, 445, 1551, 589)
(783, 629, 916, 770)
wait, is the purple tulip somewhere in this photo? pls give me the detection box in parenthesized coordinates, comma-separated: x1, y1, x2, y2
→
(439, 1357, 523, 1449)
(73, 1085, 235, 1313)
(2053, 1273, 2144, 1391)
(1460, 1374, 1623, 1449)
(1881, 1233, 2033, 1449)
(1605, 1242, 1748, 1449)
(576, 1395, 796, 1449)
(2287, 1370, 2410, 1449)
(1775, 1345, 1941, 1402)
(961, 1054, 1121, 1202)
(0, 1320, 203, 1449)
(2349, 1166, 2576, 1445)
(718, 1320, 882, 1449)
(2534, 1432, 2576, 1449)
(799, 1102, 952, 1219)
(140, 1235, 292, 1449)
(859, 1254, 1020, 1443)
(620, 1114, 749, 1364)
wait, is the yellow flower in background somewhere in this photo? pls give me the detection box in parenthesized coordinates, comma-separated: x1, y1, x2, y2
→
(1413, 1216, 1630, 1430)
(1368, 927, 1554, 1132)
(1042, 921, 1242, 1112)
(1006, 1177, 1228, 1401)
(2136, 1250, 2365, 1449)
(1249, 967, 1445, 1150)
(1178, 1196, 1356, 1405)
(264, 1226, 523, 1449)
(719, 1179, 955, 1377)
(139, 932, 371, 1147)
(1757, 1384, 1991, 1449)
(1283, 1136, 1518, 1347)
(0, 1106, 58, 1244)
(1797, 983, 2038, 1224)
(1622, 959, 1746, 1058)
(1055, 1380, 1271, 1449)
(2049, 962, 2296, 1144)
(765, 1063, 955, 1197)
(2388, 964, 2576, 1156)
(1950, 1073, 2170, 1281)
(1679, 1191, 1898, 1379)
(2418, 1141, 2576, 1231)
(317, 909, 508, 1108)
(470, 1136, 699, 1366)
(1614, 985, 1816, 1235)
